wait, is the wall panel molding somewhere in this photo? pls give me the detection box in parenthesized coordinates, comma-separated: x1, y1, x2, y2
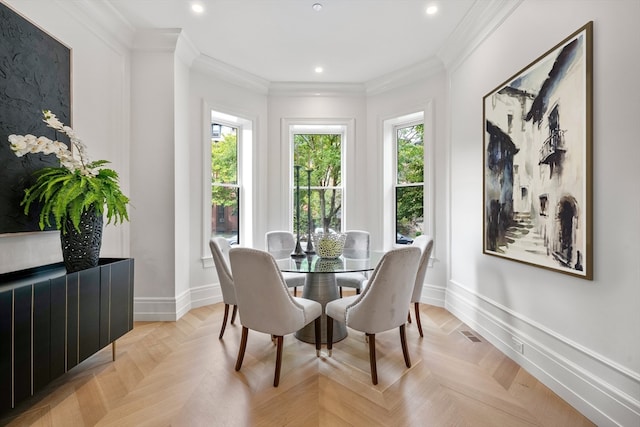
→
(445, 280, 640, 427)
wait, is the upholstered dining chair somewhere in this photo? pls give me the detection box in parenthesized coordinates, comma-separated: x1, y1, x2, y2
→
(229, 247, 322, 387)
(337, 230, 370, 297)
(407, 235, 434, 337)
(325, 246, 421, 385)
(265, 231, 306, 296)
(209, 237, 238, 339)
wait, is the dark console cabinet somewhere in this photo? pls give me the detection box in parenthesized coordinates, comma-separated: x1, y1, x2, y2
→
(0, 258, 134, 413)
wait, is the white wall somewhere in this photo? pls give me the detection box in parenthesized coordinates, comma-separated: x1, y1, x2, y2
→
(0, 0, 131, 273)
(366, 71, 449, 306)
(446, 1, 640, 425)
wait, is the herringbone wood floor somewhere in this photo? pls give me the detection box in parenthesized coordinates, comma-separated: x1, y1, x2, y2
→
(1, 301, 594, 426)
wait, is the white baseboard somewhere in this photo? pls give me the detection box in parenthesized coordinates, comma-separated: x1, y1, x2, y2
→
(420, 282, 446, 307)
(134, 283, 222, 321)
(445, 280, 640, 427)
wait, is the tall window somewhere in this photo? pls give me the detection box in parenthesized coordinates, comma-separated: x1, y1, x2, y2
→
(291, 126, 344, 239)
(211, 122, 239, 245)
(394, 122, 424, 244)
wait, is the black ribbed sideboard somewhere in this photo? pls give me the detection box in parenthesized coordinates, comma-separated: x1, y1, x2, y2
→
(0, 258, 134, 413)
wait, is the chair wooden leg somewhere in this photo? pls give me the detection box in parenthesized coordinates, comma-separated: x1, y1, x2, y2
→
(400, 324, 411, 368)
(231, 305, 238, 324)
(340, 287, 343, 297)
(367, 333, 378, 385)
(314, 317, 321, 356)
(414, 302, 423, 338)
(219, 304, 230, 339)
(407, 309, 412, 323)
(327, 316, 334, 356)
(235, 326, 249, 371)
(294, 287, 297, 297)
(356, 288, 361, 295)
(274, 335, 284, 387)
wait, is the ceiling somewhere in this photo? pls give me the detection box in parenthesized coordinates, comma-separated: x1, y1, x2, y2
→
(106, 0, 481, 84)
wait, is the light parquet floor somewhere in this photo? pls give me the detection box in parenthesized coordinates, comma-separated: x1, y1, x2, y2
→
(1, 301, 595, 427)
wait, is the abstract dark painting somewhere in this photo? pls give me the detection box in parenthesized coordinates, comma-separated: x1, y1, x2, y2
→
(0, 2, 71, 234)
(483, 22, 593, 279)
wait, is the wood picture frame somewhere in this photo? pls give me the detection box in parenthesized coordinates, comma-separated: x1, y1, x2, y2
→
(482, 22, 593, 279)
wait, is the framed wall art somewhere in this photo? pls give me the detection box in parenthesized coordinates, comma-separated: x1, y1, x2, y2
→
(483, 21, 593, 279)
(0, 2, 71, 234)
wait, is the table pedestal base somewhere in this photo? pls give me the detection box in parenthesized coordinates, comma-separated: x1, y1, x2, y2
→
(295, 272, 347, 344)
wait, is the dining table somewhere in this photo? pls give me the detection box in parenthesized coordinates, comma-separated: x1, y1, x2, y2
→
(270, 249, 385, 344)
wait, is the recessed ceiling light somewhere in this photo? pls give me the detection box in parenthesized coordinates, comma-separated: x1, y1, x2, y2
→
(312, 3, 323, 12)
(426, 5, 438, 15)
(191, 3, 204, 14)
(314, 66, 323, 73)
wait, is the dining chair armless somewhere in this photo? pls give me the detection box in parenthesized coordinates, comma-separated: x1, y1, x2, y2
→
(265, 231, 306, 296)
(325, 246, 421, 385)
(337, 230, 370, 296)
(209, 237, 238, 339)
(229, 247, 322, 387)
(408, 235, 434, 337)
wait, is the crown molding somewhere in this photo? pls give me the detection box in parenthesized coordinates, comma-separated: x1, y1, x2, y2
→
(437, 0, 524, 72)
(54, 0, 135, 51)
(365, 57, 445, 96)
(192, 54, 271, 94)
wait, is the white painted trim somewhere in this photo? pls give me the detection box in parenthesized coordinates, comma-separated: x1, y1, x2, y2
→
(365, 57, 444, 96)
(134, 283, 222, 322)
(445, 281, 640, 427)
(193, 54, 270, 94)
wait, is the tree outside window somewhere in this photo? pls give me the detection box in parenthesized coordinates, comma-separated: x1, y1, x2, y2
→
(395, 123, 424, 244)
(292, 132, 343, 239)
(211, 123, 239, 244)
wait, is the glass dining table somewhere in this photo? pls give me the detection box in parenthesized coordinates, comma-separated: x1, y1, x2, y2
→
(270, 249, 385, 344)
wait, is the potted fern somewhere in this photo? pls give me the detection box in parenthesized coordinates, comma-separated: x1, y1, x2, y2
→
(8, 110, 129, 273)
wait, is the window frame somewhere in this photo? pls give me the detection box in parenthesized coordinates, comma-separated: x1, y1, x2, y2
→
(382, 102, 434, 250)
(282, 118, 354, 234)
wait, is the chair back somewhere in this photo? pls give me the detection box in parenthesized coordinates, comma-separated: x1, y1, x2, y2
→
(209, 237, 237, 305)
(410, 235, 434, 303)
(265, 231, 296, 252)
(229, 247, 307, 335)
(344, 230, 370, 253)
(346, 246, 421, 333)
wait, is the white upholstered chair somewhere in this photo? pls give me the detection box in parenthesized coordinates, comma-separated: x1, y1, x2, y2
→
(265, 231, 306, 296)
(325, 246, 421, 385)
(408, 235, 434, 337)
(229, 247, 322, 387)
(209, 237, 238, 339)
(337, 230, 370, 296)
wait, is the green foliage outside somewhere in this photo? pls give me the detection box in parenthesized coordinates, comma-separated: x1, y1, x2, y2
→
(396, 124, 424, 238)
(293, 134, 342, 234)
(211, 132, 238, 211)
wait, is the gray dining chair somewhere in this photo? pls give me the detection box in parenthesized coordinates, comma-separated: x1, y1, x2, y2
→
(407, 235, 434, 337)
(337, 230, 370, 297)
(229, 247, 322, 387)
(265, 231, 306, 296)
(325, 246, 421, 385)
(209, 237, 238, 339)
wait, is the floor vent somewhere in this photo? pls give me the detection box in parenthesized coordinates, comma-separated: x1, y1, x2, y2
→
(460, 330, 482, 343)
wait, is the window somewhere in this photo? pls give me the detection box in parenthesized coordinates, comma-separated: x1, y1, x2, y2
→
(290, 125, 345, 240)
(210, 122, 239, 244)
(383, 107, 432, 249)
(394, 121, 424, 244)
(203, 107, 254, 263)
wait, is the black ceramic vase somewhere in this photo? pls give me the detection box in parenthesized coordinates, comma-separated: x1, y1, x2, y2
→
(60, 207, 103, 273)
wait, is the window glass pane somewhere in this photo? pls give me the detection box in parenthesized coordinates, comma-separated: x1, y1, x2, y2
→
(211, 124, 237, 184)
(211, 187, 239, 245)
(211, 123, 239, 245)
(292, 133, 342, 235)
(396, 124, 424, 185)
(395, 185, 423, 244)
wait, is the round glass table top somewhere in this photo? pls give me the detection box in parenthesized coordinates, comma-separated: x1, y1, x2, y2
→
(270, 250, 384, 274)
